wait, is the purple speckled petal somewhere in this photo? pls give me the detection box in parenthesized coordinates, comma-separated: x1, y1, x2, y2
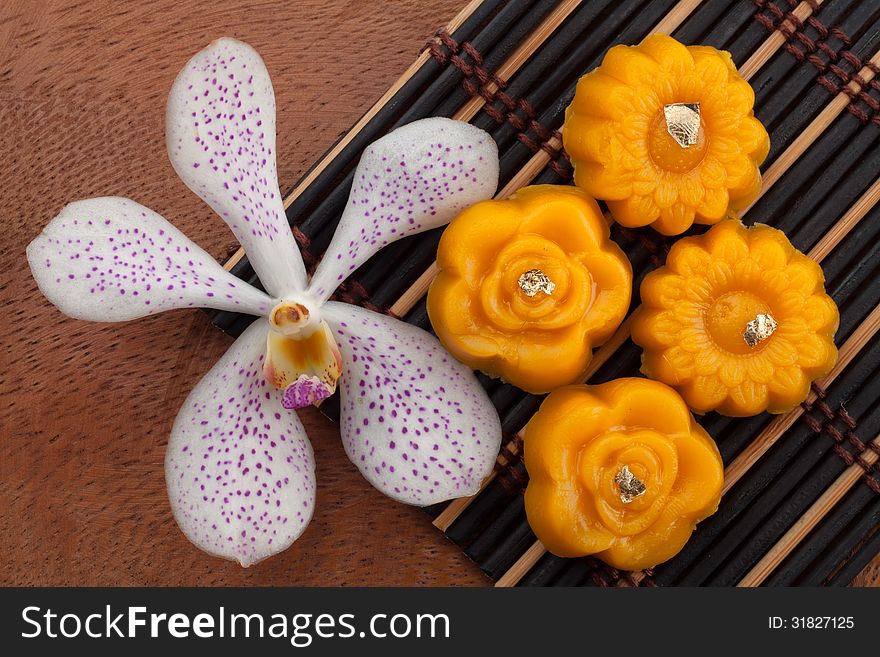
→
(307, 118, 499, 303)
(27, 197, 272, 321)
(166, 38, 307, 297)
(165, 318, 316, 566)
(322, 301, 502, 505)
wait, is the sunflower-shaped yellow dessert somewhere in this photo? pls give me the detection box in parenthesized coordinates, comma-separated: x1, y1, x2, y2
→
(632, 220, 839, 416)
(563, 34, 770, 235)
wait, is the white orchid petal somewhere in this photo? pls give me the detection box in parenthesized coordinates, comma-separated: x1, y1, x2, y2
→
(166, 38, 307, 297)
(27, 197, 271, 321)
(323, 301, 501, 505)
(307, 118, 499, 303)
(166, 318, 316, 567)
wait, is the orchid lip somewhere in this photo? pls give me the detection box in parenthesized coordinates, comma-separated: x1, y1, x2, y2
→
(281, 375, 336, 409)
(263, 314, 343, 409)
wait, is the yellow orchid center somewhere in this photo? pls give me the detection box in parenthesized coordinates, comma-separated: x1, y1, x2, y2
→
(264, 298, 343, 409)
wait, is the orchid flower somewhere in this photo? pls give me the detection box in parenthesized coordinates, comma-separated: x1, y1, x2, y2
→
(27, 38, 502, 566)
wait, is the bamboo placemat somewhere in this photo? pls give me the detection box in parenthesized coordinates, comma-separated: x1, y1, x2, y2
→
(211, 0, 880, 586)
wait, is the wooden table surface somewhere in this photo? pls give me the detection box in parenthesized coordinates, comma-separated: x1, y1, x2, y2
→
(1, 0, 488, 586)
(2, 0, 876, 587)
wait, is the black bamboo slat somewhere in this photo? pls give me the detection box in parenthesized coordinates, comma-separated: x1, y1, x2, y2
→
(677, 0, 758, 47)
(352, 0, 679, 312)
(473, 0, 676, 150)
(794, 488, 880, 585)
(711, 364, 880, 584)
(820, 501, 880, 585)
(211, 0, 880, 586)
(449, 5, 880, 585)
(768, 481, 880, 585)
(300, 0, 559, 254)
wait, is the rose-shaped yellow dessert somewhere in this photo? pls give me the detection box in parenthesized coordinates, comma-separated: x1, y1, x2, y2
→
(632, 220, 839, 416)
(524, 378, 723, 570)
(427, 185, 632, 394)
(563, 34, 770, 235)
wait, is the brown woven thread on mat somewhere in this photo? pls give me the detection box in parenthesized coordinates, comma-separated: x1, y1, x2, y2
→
(577, 557, 611, 588)
(292, 225, 320, 271)
(614, 567, 643, 588)
(801, 384, 880, 494)
(420, 27, 458, 66)
(290, 194, 399, 317)
(329, 281, 397, 318)
(604, 564, 655, 588)
(613, 224, 670, 268)
(424, 30, 570, 179)
(494, 431, 527, 491)
(753, 0, 799, 39)
(439, 31, 569, 177)
(493, 435, 524, 474)
(807, 384, 880, 460)
(753, 0, 880, 125)
(496, 462, 528, 495)
(589, 570, 609, 587)
(495, 434, 529, 494)
(597, 561, 654, 588)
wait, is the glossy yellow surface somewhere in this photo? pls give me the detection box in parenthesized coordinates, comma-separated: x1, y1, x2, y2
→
(427, 185, 632, 394)
(563, 34, 770, 235)
(524, 378, 723, 571)
(632, 220, 839, 416)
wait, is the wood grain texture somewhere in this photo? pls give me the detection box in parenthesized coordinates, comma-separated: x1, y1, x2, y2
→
(0, 0, 489, 586)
